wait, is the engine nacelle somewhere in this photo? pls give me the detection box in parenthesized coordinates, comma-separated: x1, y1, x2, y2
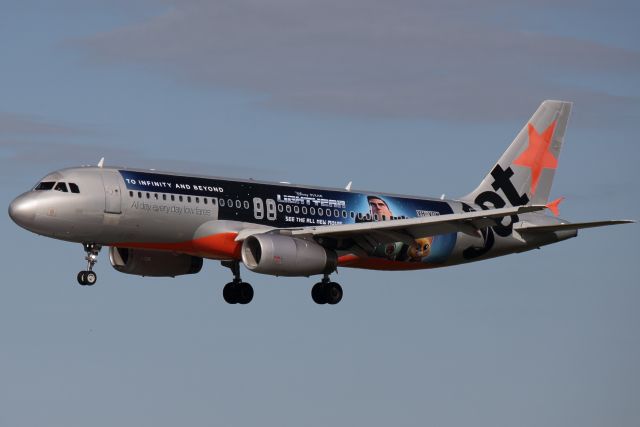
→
(109, 247, 203, 277)
(241, 234, 337, 277)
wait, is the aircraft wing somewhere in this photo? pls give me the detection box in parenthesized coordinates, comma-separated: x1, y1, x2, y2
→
(284, 205, 547, 244)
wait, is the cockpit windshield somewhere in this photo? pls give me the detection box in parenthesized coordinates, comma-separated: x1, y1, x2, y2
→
(34, 181, 55, 190)
(34, 181, 80, 193)
(54, 182, 68, 192)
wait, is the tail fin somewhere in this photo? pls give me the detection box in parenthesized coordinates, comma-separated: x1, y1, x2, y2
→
(463, 100, 572, 207)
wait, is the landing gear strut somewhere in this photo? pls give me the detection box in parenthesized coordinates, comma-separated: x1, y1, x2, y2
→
(77, 243, 101, 286)
(221, 261, 253, 304)
(311, 274, 343, 305)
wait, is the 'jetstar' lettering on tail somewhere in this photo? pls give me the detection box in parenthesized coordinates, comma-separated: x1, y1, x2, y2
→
(462, 164, 531, 260)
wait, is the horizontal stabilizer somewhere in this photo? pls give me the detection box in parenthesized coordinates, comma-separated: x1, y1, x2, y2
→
(516, 220, 634, 234)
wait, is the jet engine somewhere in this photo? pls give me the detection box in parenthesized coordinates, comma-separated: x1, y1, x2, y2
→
(109, 247, 203, 277)
(241, 234, 337, 277)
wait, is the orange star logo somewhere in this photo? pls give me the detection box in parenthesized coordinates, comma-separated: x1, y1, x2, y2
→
(513, 121, 558, 195)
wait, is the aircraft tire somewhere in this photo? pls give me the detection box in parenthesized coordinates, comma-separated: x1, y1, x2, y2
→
(237, 282, 254, 305)
(326, 282, 343, 305)
(77, 271, 87, 286)
(311, 282, 327, 304)
(223, 282, 238, 304)
(85, 271, 97, 286)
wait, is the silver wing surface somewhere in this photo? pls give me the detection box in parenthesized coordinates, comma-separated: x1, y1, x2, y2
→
(268, 205, 548, 249)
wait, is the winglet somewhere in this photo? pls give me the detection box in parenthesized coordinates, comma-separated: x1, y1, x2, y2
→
(97, 157, 105, 168)
(546, 197, 564, 216)
(345, 181, 352, 191)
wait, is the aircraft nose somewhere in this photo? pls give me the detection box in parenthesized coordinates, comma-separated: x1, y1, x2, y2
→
(8, 195, 36, 229)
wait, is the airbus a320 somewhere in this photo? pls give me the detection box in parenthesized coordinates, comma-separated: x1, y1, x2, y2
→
(8, 101, 633, 305)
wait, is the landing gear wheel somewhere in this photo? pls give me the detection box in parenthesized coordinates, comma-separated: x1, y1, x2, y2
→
(84, 271, 97, 286)
(223, 282, 239, 304)
(77, 271, 87, 286)
(312, 276, 343, 305)
(312, 282, 327, 304)
(237, 282, 254, 305)
(223, 281, 254, 304)
(325, 282, 343, 305)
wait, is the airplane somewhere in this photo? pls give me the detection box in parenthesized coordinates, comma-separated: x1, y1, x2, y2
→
(8, 100, 633, 305)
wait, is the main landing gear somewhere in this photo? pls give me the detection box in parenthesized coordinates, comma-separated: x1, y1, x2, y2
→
(221, 261, 253, 304)
(77, 243, 101, 286)
(311, 275, 343, 305)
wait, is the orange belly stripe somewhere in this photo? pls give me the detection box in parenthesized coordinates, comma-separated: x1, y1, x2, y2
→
(113, 232, 242, 260)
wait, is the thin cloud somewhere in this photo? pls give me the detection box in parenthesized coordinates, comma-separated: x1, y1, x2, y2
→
(75, 0, 640, 121)
(1, 138, 280, 187)
(0, 112, 96, 137)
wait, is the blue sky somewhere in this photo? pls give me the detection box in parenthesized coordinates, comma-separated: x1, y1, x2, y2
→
(1, 1, 639, 426)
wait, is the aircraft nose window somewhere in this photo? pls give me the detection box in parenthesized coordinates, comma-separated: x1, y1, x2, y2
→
(69, 183, 80, 193)
(35, 181, 55, 190)
(54, 182, 68, 192)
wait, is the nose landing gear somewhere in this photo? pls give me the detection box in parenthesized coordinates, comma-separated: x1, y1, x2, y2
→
(311, 274, 343, 305)
(77, 243, 101, 286)
(221, 260, 253, 304)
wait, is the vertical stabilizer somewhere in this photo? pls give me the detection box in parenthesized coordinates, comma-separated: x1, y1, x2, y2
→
(463, 100, 572, 206)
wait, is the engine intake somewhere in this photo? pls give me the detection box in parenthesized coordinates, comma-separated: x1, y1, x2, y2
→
(241, 234, 337, 277)
(109, 247, 203, 277)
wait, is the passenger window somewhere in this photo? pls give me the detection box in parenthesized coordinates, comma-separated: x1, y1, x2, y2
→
(310, 207, 316, 215)
(69, 183, 80, 193)
(277, 204, 283, 213)
(219, 199, 225, 207)
(212, 198, 217, 205)
(187, 196, 191, 203)
(334, 209, 339, 217)
(54, 182, 68, 192)
(171, 195, 175, 201)
(294, 206, 299, 214)
(146, 193, 150, 199)
(286, 205, 291, 213)
(243, 201, 249, 209)
(236, 200, 241, 209)
(302, 206, 307, 214)
(342, 210, 347, 218)
(35, 181, 55, 191)
(129, 191, 134, 197)
(162, 194, 166, 201)
(154, 193, 158, 199)
(204, 198, 208, 204)
(196, 197, 200, 203)
(138, 192, 142, 198)
(179, 196, 183, 202)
